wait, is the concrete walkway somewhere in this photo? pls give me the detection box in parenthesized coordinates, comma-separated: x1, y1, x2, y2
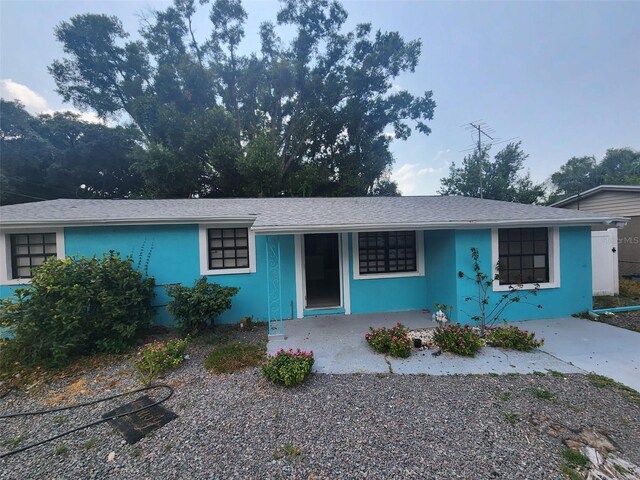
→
(525, 316, 640, 391)
(267, 312, 583, 377)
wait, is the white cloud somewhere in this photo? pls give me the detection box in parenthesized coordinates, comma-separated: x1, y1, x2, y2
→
(1, 79, 48, 111)
(392, 150, 451, 195)
(1, 78, 104, 124)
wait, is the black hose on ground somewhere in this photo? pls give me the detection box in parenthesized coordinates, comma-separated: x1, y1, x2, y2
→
(0, 384, 174, 459)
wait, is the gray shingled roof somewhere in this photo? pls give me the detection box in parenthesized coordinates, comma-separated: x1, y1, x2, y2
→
(0, 197, 628, 233)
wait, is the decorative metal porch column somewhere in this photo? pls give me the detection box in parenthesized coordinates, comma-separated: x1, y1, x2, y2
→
(266, 236, 284, 336)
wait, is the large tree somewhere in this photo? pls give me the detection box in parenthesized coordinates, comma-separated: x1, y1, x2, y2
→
(49, 0, 436, 198)
(547, 147, 640, 203)
(0, 100, 141, 205)
(439, 142, 545, 204)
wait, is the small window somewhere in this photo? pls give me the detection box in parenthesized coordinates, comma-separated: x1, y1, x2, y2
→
(208, 228, 250, 270)
(498, 228, 549, 285)
(10, 233, 58, 279)
(358, 231, 417, 275)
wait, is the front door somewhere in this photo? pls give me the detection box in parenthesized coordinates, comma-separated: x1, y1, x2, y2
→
(303, 233, 341, 309)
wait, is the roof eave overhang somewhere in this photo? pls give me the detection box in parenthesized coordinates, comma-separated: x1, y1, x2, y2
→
(0, 216, 257, 230)
(0, 216, 628, 232)
(252, 217, 630, 234)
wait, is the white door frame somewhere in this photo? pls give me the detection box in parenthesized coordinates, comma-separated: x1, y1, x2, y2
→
(294, 233, 351, 318)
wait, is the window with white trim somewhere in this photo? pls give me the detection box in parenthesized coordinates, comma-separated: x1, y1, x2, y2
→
(198, 224, 256, 275)
(10, 233, 58, 278)
(497, 227, 549, 285)
(207, 227, 250, 270)
(492, 227, 560, 291)
(0, 229, 65, 284)
(353, 231, 424, 279)
(358, 231, 417, 275)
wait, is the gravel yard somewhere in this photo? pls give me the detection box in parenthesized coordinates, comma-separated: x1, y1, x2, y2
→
(592, 310, 640, 333)
(1, 328, 640, 480)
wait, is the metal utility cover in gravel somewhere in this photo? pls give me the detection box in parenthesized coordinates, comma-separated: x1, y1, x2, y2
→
(101, 395, 177, 445)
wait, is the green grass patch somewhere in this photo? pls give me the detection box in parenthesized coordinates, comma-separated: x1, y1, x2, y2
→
(614, 464, 630, 475)
(498, 392, 511, 401)
(561, 463, 583, 480)
(501, 411, 518, 425)
(562, 448, 589, 468)
(205, 342, 265, 374)
(1, 435, 24, 449)
(533, 371, 546, 376)
(586, 373, 640, 405)
(54, 443, 69, 456)
(546, 370, 565, 378)
(273, 443, 302, 460)
(530, 387, 556, 400)
(82, 438, 96, 449)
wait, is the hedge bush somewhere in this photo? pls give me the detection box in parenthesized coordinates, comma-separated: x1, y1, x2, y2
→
(433, 324, 483, 356)
(0, 253, 156, 369)
(134, 337, 190, 386)
(166, 277, 239, 335)
(485, 325, 544, 351)
(261, 348, 314, 386)
(365, 323, 412, 358)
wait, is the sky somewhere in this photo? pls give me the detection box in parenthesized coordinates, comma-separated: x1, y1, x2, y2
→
(1, 0, 639, 196)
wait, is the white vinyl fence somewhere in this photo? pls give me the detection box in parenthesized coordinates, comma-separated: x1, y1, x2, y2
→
(591, 229, 619, 296)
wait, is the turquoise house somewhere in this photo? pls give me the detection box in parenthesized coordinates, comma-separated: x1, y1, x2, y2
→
(0, 197, 627, 333)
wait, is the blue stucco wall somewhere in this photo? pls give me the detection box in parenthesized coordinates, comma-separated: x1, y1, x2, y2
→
(62, 225, 297, 325)
(1, 224, 593, 326)
(349, 233, 429, 314)
(453, 227, 592, 324)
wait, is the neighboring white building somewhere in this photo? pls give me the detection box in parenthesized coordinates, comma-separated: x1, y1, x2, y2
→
(552, 185, 640, 277)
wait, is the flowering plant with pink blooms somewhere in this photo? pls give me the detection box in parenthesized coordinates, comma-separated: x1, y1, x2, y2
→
(485, 325, 544, 351)
(365, 323, 412, 358)
(261, 348, 314, 386)
(134, 336, 190, 386)
(433, 324, 483, 356)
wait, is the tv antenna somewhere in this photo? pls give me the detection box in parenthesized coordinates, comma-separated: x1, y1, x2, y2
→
(460, 121, 519, 199)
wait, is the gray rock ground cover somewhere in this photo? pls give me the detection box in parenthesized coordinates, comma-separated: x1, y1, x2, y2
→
(1, 329, 639, 480)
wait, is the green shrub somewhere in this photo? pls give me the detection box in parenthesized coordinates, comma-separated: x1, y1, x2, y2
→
(134, 337, 190, 386)
(485, 326, 544, 351)
(365, 323, 412, 358)
(261, 348, 314, 387)
(166, 278, 239, 335)
(0, 253, 155, 369)
(433, 324, 483, 356)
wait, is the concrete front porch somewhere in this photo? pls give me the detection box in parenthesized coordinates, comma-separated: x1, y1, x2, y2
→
(267, 311, 582, 376)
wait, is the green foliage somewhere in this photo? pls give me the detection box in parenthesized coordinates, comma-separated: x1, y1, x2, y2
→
(530, 387, 556, 400)
(433, 324, 483, 356)
(134, 337, 190, 386)
(485, 326, 544, 352)
(587, 373, 640, 405)
(0, 253, 155, 369)
(548, 148, 640, 203)
(166, 277, 239, 335)
(458, 247, 542, 332)
(0, 100, 142, 206)
(261, 348, 314, 387)
(365, 323, 412, 358)
(439, 142, 545, 204)
(501, 411, 518, 425)
(562, 449, 589, 468)
(204, 342, 265, 373)
(49, 0, 435, 198)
